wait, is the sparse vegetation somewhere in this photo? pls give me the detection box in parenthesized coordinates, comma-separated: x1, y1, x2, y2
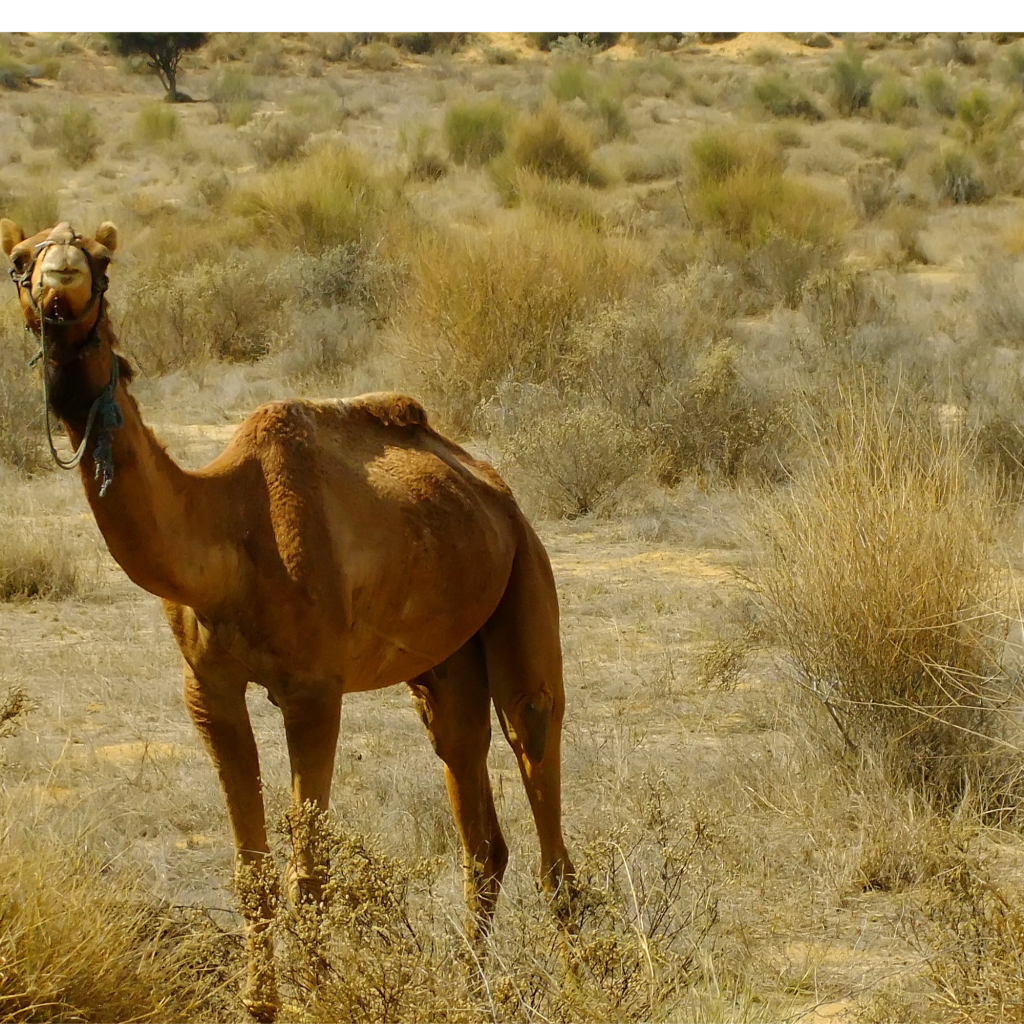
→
(135, 102, 178, 144)
(755, 391, 1015, 808)
(9, 32, 1024, 1024)
(442, 97, 514, 166)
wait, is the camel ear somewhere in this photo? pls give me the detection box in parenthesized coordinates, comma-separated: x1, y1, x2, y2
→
(1, 219, 24, 257)
(94, 221, 118, 253)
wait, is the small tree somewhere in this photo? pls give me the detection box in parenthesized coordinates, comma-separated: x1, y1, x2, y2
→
(107, 33, 207, 102)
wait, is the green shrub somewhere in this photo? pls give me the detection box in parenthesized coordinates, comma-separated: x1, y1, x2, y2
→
(931, 147, 986, 204)
(237, 145, 401, 252)
(957, 85, 995, 141)
(442, 98, 514, 166)
(399, 123, 448, 180)
(135, 102, 178, 143)
(56, 104, 100, 167)
(750, 70, 822, 120)
(1000, 43, 1024, 91)
(829, 46, 875, 116)
(549, 59, 593, 102)
(871, 75, 914, 123)
(689, 131, 845, 249)
(245, 114, 310, 169)
(507, 100, 601, 184)
(210, 67, 260, 124)
(919, 66, 958, 117)
(0, 44, 31, 89)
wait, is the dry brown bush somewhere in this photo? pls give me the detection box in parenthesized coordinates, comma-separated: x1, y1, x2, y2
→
(0, 313, 48, 473)
(235, 144, 404, 253)
(0, 812, 239, 1022)
(754, 389, 1021, 809)
(401, 211, 647, 433)
(0, 523, 82, 601)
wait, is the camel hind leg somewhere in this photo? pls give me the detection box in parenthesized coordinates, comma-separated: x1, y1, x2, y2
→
(408, 636, 508, 952)
(479, 524, 576, 923)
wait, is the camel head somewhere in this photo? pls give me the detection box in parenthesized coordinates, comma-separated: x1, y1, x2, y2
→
(2, 219, 118, 358)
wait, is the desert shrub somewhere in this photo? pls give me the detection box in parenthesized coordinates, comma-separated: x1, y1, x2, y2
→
(357, 40, 399, 71)
(919, 66, 958, 117)
(754, 391, 1018, 808)
(210, 67, 259, 125)
(442, 97, 514, 166)
(119, 252, 292, 368)
(957, 85, 995, 142)
(273, 801, 717, 1024)
(549, 58, 592, 101)
(848, 158, 899, 218)
(134, 102, 178, 143)
(55, 104, 100, 167)
(932, 147, 987, 204)
(689, 130, 847, 250)
(0, 43, 31, 89)
(871, 74, 914, 122)
(237, 144, 402, 252)
(0, 524, 81, 601)
(750, 70, 822, 120)
(401, 211, 645, 432)
(499, 393, 646, 517)
(506, 99, 602, 184)
(243, 114, 310, 169)
(398, 123, 448, 180)
(800, 268, 894, 347)
(829, 46, 875, 116)
(504, 169, 603, 227)
(1000, 43, 1024, 91)
(0, 187, 59, 236)
(387, 32, 468, 55)
(0, 316, 47, 473)
(0, 819, 235, 1021)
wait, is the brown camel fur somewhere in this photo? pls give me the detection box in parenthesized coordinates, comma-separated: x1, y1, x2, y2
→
(2, 219, 576, 1020)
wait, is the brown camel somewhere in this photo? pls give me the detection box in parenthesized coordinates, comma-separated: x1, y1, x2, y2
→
(2, 219, 576, 1020)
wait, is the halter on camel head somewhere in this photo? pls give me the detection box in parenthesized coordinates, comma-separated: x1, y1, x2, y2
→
(3, 220, 123, 495)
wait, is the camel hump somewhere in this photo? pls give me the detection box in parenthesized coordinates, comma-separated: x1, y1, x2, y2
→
(348, 392, 429, 430)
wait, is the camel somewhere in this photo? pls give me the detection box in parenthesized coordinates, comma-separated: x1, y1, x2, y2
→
(2, 219, 576, 1020)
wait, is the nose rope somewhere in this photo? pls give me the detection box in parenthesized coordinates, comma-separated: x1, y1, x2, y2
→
(13, 232, 122, 496)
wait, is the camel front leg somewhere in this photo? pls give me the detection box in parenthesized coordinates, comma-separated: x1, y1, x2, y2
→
(279, 685, 342, 909)
(183, 664, 279, 1022)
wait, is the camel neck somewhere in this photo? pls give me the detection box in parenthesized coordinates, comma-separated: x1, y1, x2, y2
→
(59, 343, 238, 612)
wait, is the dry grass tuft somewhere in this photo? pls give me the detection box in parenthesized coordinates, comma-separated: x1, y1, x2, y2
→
(0, 523, 83, 602)
(0, 815, 240, 1022)
(443, 97, 514, 166)
(505, 99, 603, 185)
(400, 211, 646, 433)
(236, 144, 404, 252)
(754, 389, 1020, 809)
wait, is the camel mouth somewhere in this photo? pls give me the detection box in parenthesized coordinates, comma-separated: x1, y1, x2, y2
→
(40, 268, 86, 290)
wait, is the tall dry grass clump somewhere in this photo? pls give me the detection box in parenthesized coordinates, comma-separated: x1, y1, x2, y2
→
(442, 97, 514, 166)
(505, 99, 602, 185)
(754, 391, 1019, 810)
(236, 144, 403, 252)
(0, 814, 237, 1022)
(689, 130, 846, 250)
(401, 211, 646, 432)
